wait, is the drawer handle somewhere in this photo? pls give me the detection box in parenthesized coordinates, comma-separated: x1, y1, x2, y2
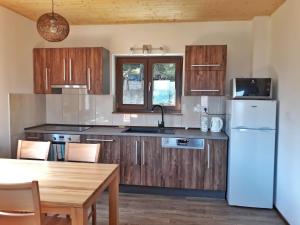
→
(191, 89, 220, 92)
(26, 136, 39, 140)
(86, 139, 114, 142)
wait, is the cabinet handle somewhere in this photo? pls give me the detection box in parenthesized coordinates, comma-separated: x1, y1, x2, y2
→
(26, 136, 39, 140)
(191, 64, 221, 67)
(63, 58, 66, 81)
(142, 141, 145, 165)
(135, 140, 138, 165)
(148, 82, 152, 93)
(191, 89, 220, 92)
(69, 58, 72, 81)
(86, 139, 114, 142)
(207, 143, 210, 169)
(87, 68, 91, 91)
(45, 68, 48, 90)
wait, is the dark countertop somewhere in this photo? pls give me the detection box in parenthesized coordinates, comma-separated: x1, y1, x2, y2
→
(25, 125, 228, 140)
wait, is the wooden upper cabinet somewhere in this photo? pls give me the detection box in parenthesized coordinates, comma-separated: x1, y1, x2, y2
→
(33, 47, 110, 94)
(185, 45, 227, 96)
(33, 48, 51, 94)
(68, 48, 87, 85)
(86, 48, 110, 94)
(186, 45, 226, 71)
(50, 48, 68, 85)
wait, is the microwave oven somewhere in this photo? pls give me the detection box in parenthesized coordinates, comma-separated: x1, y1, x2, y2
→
(231, 78, 273, 99)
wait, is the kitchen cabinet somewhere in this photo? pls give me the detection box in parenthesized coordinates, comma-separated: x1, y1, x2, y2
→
(50, 48, 87, 86)
(161, 147, 205, 189)
(120, 136, 141, 185)
(204, 139, 228, 191)
(33, 48, 51, 94)
(86, 48, 110, 95)
(82, 135, 121, 164)
(140, 137, 162, 187)
(49, 48, 68, 86)
(185, 45, 227, 96)
(161, 139, 227, 191)
(25, 132, 44, 141)
(33, 47, 110, 94)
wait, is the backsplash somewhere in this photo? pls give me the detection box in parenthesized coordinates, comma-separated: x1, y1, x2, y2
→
(45, 89, 226, 128)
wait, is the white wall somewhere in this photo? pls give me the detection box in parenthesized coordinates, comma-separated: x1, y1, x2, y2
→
(270, 0, 300, 224)
(0, 6, 43, 157)
(44, 21, 254, 95)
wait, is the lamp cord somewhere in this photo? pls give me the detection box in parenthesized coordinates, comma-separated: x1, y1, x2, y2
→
(51, 0, 54, 16)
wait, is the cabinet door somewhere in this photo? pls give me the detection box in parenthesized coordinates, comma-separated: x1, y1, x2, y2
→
(141, 137, 162, 187)
(161, 148, 205, 189)
(86, 48, 103, 94)
(83, 135, 120, 164)
(120, 136, 141, 185)
(186, 70, 225, 96)
(186, 45, 226, 71)
(204, 140, 227, 191)
(68, 48, 87, 85)
(49, 48, 68, 85)
(33, 48, 51, 94)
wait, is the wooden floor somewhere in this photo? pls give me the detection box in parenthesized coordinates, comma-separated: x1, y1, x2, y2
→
(96, 193, 286, 225)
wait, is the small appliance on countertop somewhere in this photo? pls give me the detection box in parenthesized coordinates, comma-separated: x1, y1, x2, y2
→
(231, 78, 272, 99)
(210, 117, 223, 132)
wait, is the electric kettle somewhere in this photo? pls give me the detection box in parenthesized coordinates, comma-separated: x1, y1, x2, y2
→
(210, 117, 223, 132)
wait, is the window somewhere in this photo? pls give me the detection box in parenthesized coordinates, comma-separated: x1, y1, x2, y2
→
(116, 56, 182, 113)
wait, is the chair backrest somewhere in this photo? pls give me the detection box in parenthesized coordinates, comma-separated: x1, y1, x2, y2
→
(65, 143, 101, 163)
(17, 140, 51, 161)
(0, 181, 42, 225)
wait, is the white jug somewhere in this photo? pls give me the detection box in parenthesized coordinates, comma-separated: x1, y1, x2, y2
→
(210, 117, 223, 132)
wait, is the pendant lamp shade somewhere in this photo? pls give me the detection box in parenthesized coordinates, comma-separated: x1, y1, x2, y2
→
(37, 0, 70, 42)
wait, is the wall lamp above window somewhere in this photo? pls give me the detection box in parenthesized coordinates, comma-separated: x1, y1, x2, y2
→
(129, 45, 166, 54)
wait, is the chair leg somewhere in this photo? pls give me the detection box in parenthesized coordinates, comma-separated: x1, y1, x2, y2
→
(92, 203, 97, 225)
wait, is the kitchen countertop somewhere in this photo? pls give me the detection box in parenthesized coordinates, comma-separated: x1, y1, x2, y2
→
(25, 125, 228, 140)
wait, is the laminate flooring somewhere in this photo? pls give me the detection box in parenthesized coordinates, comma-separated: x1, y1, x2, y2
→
(96, 193, 286, 225)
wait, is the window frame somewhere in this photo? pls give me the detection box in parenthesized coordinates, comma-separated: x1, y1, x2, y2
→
(115, 56, 183, 113)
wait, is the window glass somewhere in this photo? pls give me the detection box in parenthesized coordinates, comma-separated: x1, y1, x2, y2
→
(152, 63, 176, 106)
(122, 64, 144, 105)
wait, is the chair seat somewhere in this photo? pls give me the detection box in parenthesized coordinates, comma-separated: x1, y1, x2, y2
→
(43, 215, 71, 225)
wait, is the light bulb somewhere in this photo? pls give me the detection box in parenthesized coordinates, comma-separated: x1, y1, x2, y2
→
(49, 18, 58, 33)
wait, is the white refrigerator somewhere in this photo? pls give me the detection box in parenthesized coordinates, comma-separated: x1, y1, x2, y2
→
(226, 100, 277, 209)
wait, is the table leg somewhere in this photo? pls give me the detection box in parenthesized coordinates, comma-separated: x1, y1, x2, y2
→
(109, 173, 119, 225)
(71, 207, 88, 225)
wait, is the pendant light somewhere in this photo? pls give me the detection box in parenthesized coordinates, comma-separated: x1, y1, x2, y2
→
(37, 0, 70, 42)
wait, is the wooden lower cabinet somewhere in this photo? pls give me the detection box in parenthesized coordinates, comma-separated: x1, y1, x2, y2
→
(119, 136, 141, 185)
(141, 137, 162, 187)
(161, 139, 227, 191)
(161, 147, 206, 189)
(204, 139, 228, 191)
(82, 134, 227, 191)
(25, 132, 44, 141)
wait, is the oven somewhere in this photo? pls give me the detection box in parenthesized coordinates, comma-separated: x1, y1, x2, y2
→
(44, 134, 81, 161)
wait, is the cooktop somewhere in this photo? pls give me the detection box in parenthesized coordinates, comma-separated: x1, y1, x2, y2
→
(40, 125, 91, 132)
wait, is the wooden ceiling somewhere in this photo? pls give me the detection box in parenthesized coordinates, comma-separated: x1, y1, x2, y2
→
(0, 0, 285, 25)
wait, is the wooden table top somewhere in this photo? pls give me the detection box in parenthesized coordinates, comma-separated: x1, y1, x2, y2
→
(0, 158, 119, 208)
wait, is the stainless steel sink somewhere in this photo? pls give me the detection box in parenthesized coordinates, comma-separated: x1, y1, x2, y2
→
(123, 127, 175, 134)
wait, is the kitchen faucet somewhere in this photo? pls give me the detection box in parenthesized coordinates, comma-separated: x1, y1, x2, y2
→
(151, 105, 165, 128)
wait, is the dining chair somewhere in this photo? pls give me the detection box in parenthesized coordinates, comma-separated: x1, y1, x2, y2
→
(64, 142, 101, 225)
(17, 140, 51, 161)
(0, 181, 70, 225)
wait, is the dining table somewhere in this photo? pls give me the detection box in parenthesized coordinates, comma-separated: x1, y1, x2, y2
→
(0, 158, 119, 225)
